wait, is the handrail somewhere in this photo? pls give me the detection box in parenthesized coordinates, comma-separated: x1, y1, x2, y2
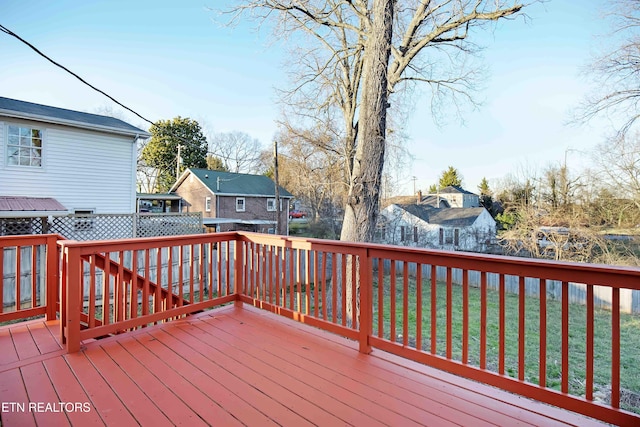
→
(0, 234, 59, 323)
(58, 232, 241, 351)
(236, 232, 640, 426)
(4, 231, 639, 425)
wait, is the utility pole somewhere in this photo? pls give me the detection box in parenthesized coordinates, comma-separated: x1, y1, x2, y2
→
(273, 140, 281, 235)
(176, 145, 183, 181)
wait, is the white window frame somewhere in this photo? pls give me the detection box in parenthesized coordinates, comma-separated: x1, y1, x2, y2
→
(236, 197, 246, 212)
(267, 198, 277, 212)
(6, 124, 44, 168)
(205, 197, 212, 212)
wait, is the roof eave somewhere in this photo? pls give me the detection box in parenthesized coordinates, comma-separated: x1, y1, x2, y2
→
(0, 109, 151, 139)
(0, 210, 68, 218)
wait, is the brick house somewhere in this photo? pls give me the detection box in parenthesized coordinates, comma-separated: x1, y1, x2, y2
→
(171, 168, 293, 234)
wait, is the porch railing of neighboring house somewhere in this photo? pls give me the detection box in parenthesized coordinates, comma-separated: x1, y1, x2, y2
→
(1, 232, 639, 425)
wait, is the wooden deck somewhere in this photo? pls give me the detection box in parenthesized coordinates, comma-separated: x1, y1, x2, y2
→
(0, 305, 609, 427)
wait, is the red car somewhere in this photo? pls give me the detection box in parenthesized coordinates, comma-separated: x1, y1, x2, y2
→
(289, 210, 307, 219)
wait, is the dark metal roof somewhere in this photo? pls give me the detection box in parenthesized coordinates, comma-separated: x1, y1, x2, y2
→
(136, 193, 183, 201)
(0, 97, 150, 138)
(175, 168, 294, 198)
(0, 196, 67, 216)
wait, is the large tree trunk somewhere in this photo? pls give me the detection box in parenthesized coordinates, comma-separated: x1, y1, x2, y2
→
(340, 0, 395, 328)
(340, 0, 395, 243)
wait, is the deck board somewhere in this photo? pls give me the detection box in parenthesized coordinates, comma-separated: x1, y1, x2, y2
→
(9, 324, 40, 360)
(0, 305, 614, 426)
(63, 351, 138, 426)
(121, 335, 244, 426)
(21, 362, 71, 426)
(0, 369, 36, 427)
(219, 309, 562, 426)
(207, 312, 492, 426)
(0, 326, 19, 365)
(42, 357, 104, 426)
(181, 320, 383, 426)
(99, 341, 208, 426)
(27, 321, 62, 354)
(187, 317, 457, 426)
(81, 345, 174, 426)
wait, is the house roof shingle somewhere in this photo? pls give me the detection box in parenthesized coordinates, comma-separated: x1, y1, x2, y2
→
(0, 97, 150, 138)
(395, 204, 485, 227)
(435, 185, 477, 195)
(382, 194, 450, 208)
(175, 168, 294, 198)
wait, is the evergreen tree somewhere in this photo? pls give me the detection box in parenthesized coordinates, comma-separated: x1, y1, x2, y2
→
(141, 117, 208, 192)
(438, 166, 463, 188)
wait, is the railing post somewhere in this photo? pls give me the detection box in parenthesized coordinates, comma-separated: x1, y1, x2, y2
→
(63, 244, 82, 353)
(358, 249, 372, 354)
(45, 235, 59, 321)
(234, 237, 244, 308)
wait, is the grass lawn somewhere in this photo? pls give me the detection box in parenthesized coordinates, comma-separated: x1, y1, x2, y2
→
(372, 274, 640, 414)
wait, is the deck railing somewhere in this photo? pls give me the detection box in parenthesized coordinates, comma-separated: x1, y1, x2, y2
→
(2, 232, 639, 425)
(0, 234, 58, 323)
(57, 233, 239, 351)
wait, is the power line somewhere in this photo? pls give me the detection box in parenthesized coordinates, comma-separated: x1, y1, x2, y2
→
(0, 23, 154, 126)
(0, 24, 266, 172)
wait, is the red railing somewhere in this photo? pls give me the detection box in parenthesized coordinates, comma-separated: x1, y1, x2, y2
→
(0, 234, 58, 323)
(3, 232, 639, 425)
(236, 234, 640, 426)
(57, 233, 240, 352)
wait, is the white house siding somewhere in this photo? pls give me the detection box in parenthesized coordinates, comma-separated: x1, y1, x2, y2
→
(0, 119, 136, 213)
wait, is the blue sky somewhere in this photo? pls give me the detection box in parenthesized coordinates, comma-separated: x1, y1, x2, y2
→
(1, 0, 614, 194)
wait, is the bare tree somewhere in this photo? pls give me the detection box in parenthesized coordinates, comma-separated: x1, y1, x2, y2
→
(209, 131, 264, 173)
(576, 0, 640, 135)
(224, 1, 531, 242)
(593, 132, 640, 217)
(273, 124, 348, 220)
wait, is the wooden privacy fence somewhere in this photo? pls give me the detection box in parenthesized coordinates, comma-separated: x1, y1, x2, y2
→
(2, 232, 639, 425)
(380, 260, 640, 314)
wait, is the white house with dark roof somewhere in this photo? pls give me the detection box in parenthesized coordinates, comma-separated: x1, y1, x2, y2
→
(378, 203, 496, 252)
(431, 185, 480, 208)
(0, 96, 150, 219)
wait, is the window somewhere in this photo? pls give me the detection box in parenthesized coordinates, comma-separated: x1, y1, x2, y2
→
(7, 125, 43, 167)
(400, 226, 406, 241)
(205, 197, 211, 212)
(236, 197, 245, 212)
(439, 228, 444, 245)
(267, 198, 276, 212)
(454, 228, 460, 246)
(444, 229, 454, 244)
(413, 226, 418, 243)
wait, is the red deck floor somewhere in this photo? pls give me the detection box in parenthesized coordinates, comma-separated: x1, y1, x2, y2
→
(0, 305, 609, 426)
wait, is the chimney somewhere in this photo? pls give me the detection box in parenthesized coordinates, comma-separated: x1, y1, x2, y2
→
(416, 190, 422, 204)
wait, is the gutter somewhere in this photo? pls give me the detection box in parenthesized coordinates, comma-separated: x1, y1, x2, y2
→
(0, 109, 151, 139)
(0, 211, 68, 218)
